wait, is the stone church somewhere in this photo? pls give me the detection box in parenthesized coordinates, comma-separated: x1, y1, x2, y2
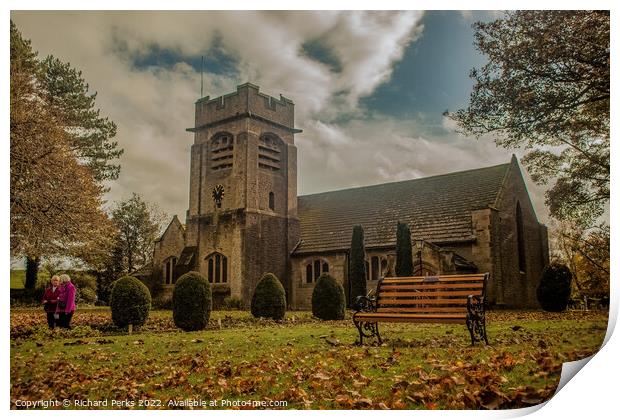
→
(148, 83, 549, 309)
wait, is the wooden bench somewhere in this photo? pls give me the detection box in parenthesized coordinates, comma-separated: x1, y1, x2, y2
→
(353, 273, 489, 345)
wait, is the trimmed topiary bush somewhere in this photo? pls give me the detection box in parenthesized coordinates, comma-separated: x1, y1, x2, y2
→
(110, 276, 151, 328)
(312, 273, 345, 320)
(173, 271, 212, 331)
(537, 264, 572, 312)
(251, 273, 286, 320)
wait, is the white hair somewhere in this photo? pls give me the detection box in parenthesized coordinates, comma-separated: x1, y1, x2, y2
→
(59, 274, 71, 284)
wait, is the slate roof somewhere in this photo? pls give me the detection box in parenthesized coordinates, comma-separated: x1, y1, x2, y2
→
(294, 162, 512, 255)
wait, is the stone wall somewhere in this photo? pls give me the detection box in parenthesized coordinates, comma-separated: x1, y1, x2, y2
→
(152, 216, 186, 284)
(290, 253, 347, 310)
(491, 158, 548, 308)
(241, 212, 294, 306)
(194, 83, 294, 131)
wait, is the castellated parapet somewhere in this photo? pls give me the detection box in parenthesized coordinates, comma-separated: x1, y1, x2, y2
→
(190, 83, 297, 133)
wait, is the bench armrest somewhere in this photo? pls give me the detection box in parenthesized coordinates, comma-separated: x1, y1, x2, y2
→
(354, 295, 377, 312)
(467, 294, 485, 317)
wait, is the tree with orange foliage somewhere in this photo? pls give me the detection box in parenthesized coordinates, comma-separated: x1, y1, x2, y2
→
(10, 21, 118, 288)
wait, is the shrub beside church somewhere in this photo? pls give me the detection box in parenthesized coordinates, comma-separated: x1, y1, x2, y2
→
(537, 264, 572, 312)
(251, 273, 286, 321)
(173, 271, 212, 331)
(110, 276, 151, 328)
(312, 273, 345, 320)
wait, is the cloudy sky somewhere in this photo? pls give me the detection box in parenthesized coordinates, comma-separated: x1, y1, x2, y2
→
(11, 10, 551, 224)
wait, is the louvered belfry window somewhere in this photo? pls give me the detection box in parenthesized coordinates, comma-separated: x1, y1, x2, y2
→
(258, 134, 281, 171)
(211, 133, 234, 171)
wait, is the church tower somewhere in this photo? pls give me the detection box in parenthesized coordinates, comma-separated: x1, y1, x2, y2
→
(184, 83, 300, 305)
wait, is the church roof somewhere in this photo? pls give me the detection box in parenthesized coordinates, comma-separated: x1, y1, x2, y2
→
(294, 161, 512, 254)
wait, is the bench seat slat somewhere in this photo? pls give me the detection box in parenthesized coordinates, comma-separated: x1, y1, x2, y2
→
(353, 313, 466, 323)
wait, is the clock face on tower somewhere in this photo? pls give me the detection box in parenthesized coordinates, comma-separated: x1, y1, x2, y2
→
(212, 184, 225, 208)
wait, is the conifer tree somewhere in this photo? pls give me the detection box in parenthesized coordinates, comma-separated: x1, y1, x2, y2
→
(395, 222, 413, 277)
(349, 225, 367, 305)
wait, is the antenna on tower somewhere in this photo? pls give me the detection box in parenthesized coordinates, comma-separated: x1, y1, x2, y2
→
(200, 55, 204, 98)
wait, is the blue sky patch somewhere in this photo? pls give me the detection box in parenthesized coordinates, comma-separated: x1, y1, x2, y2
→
(360, 11, 493, 135)
(129, 33, 239, 77)
(300, 38, 342, 73)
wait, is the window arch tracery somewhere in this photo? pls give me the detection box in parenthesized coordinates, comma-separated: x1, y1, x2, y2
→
(205, 252, 228, 283)
(304, 258, 330, 284)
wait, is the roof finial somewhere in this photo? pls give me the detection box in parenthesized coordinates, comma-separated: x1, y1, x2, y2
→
(511, 154, 518, 164)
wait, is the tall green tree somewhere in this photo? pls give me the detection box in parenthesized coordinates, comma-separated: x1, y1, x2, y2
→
(349, 225, 367, 304)
(112, 193, 167, 273)
(39, 56, 122, 184)
(449, 11, 609, 227)
(395, 222, 413, 277)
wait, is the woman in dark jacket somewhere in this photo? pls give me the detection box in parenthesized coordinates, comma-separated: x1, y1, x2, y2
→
(42, 275, 61, 329)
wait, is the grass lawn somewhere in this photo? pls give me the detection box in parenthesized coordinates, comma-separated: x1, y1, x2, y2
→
(10, 308, 607, 410)
(10, 269, 52, 289)
(10, 270, 26, 289)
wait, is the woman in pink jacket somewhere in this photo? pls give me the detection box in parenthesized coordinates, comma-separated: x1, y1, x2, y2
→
(57, 274, 76, 329)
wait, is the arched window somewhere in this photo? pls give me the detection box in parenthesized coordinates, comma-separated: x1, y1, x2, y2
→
(164, 256, 177, 285)
(206, 252, 228, 283)
(258, 133, 282, 171)
(516, 202, 526, 272)
(366, 255, 389, 280)
(210, 132, 234, 171)
(269, 192, 275, 211)
(303, 259, 329, 284)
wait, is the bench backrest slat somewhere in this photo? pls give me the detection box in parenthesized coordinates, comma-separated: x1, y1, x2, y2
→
(375, 273, 488, 316)
(377, 306, 468, 313)
(381, 275, 485, 284)
(379, 297, 469, 305)
(380, 290, 480, 298)
(380, 282, 483, 291)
